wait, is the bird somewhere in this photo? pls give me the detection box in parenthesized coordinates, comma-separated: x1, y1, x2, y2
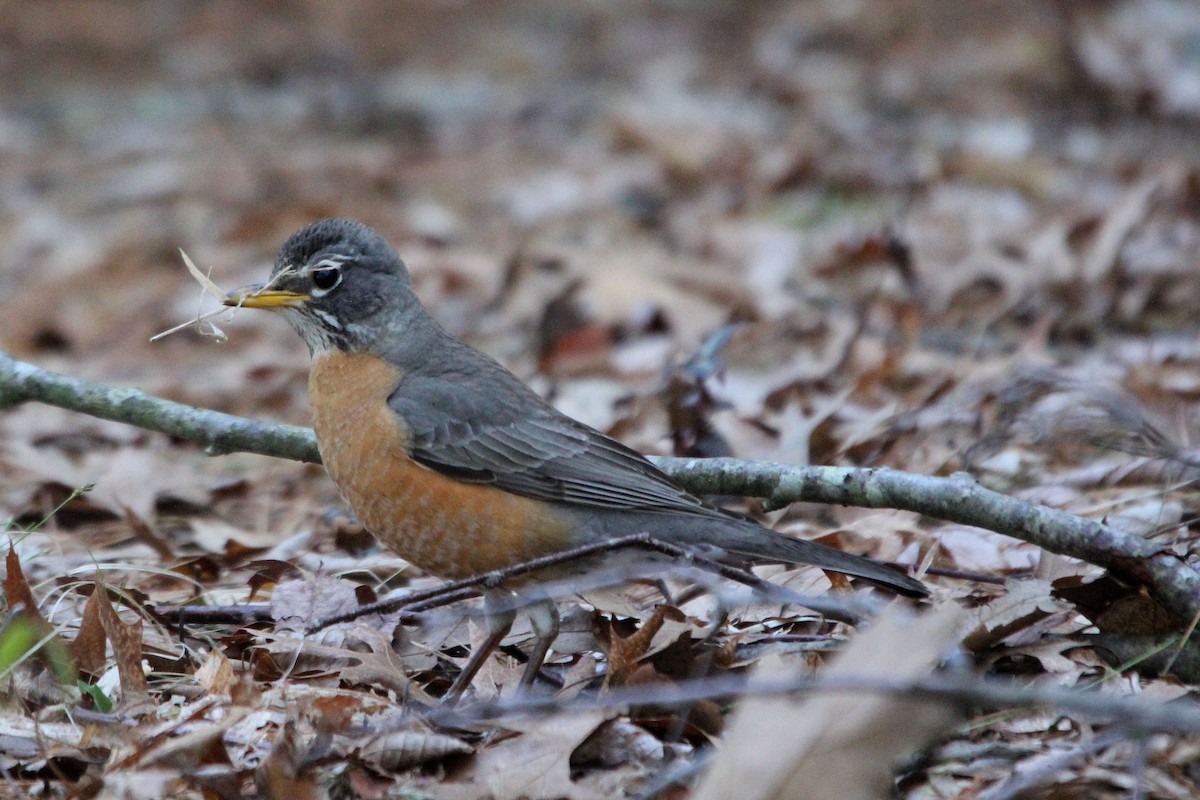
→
(224, 218, 927, 698)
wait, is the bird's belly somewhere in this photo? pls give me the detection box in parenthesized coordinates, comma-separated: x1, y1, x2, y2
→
(309, 352, 576, 579)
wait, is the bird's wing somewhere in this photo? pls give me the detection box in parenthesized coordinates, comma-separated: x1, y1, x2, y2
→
(389, 368, 711, 513)
(388, 354, 929, 599)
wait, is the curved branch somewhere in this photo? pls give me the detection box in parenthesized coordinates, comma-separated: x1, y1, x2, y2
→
(3, 350, 1199, 628)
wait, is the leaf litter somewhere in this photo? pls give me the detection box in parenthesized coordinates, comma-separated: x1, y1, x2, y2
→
(4, 1, 1200, 797)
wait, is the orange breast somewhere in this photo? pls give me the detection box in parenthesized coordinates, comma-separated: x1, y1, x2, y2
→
(308, 352, 577, 579)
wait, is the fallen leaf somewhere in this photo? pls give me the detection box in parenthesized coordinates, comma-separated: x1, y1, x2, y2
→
(467, 711, 611, 800)
(94, 579, 153, 714)
(195, 649, 238, 696)
(3, 547, 46, 627)
(255, 720, 321, 800)
(695, 603, 966, 800)
(963, 579, 1072, 651)
(356, 729, 473, 772)
(600, 605, 687, 687)
(69, 587, 107, 675)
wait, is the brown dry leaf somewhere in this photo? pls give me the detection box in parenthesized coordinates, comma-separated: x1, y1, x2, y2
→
(558, 653, 603, 700)
(962, 579, 1072, 652)
(92, 769, 185, 800)
(1076, 4, 1200, 116)
(1, 546, 74, 691)
(937, 524, 1042, 574)
(508, 237, 735, 350)
(464, 711, 611, 800)
(195, 649, 238, 696)
(1078, 177, 1159, 284)
(255, 720, 321, 800)
(1003, 636, 1097, 678)
(602, 605, 687, 687)
(3, 547, 47, 628)
(336, 624, 436, 704)
(903, 184, 1043, 317)
(0, 714, 87, 774)
(69, 587, 107, 675)
(260, 626, 435, 705)
(94, 580, 153, 714)
(1054, 575, 1181, 638)
(719, 314, 860, 417)
(94, 447, 211, 521)
(570, 719, 664, 774)
(695, 603, 966, 800)
(269, 574, 373, 635)
(135, 698, 247, 771)
(0, 441, 206, 531)
(357, 729, 473, 772)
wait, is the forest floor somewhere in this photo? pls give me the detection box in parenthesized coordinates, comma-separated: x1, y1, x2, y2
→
(4, 2, 1200, 797)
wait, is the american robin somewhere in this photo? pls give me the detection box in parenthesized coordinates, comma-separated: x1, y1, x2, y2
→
(225, 218, 927, 696)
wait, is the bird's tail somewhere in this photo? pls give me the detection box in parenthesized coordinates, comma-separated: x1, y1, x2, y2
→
(714, 519, 928, 598)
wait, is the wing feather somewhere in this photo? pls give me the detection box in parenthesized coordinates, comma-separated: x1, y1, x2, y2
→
(387, 347, 713, 513)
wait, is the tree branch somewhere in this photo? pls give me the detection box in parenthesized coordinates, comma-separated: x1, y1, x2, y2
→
(0, 351, 318, 462)
(4, 351, 1199, 631)
(663, 457, 1200, 626)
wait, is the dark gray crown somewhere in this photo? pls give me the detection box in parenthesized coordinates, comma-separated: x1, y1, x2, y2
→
(275, 218, 399, 275)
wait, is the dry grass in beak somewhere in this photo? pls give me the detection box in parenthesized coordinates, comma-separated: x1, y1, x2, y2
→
(151, 250, 234, 342)
(151, 252, 298, 343)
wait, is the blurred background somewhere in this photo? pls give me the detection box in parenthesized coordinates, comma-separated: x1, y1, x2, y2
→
(4, 1, 1198, 367)
(6, 5, 1200, 793)
(3, 0, 1200, 524)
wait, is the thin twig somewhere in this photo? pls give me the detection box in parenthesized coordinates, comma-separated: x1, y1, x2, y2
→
(146, 604, 274, 626)
(311, 532, 874, 631)
(977, 731, 1125, 800)
(428, 670, 1200, 738)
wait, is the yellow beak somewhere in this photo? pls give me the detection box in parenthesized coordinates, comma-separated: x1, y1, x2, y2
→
(223, 285, 310, 309)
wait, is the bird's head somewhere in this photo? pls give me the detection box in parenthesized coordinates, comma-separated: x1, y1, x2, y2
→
(225, 218, 416, 355)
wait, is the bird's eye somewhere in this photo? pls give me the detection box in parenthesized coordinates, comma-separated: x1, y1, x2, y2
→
(311, 267, 341, 292)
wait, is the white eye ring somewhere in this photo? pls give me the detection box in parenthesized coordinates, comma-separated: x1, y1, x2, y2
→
(309, 258, 344, 296)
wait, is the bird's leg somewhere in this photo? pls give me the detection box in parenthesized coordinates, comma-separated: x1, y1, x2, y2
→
(653, 578, 676, 606)
(518, 597, 560, 692)
(443, 594, 516, 704)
